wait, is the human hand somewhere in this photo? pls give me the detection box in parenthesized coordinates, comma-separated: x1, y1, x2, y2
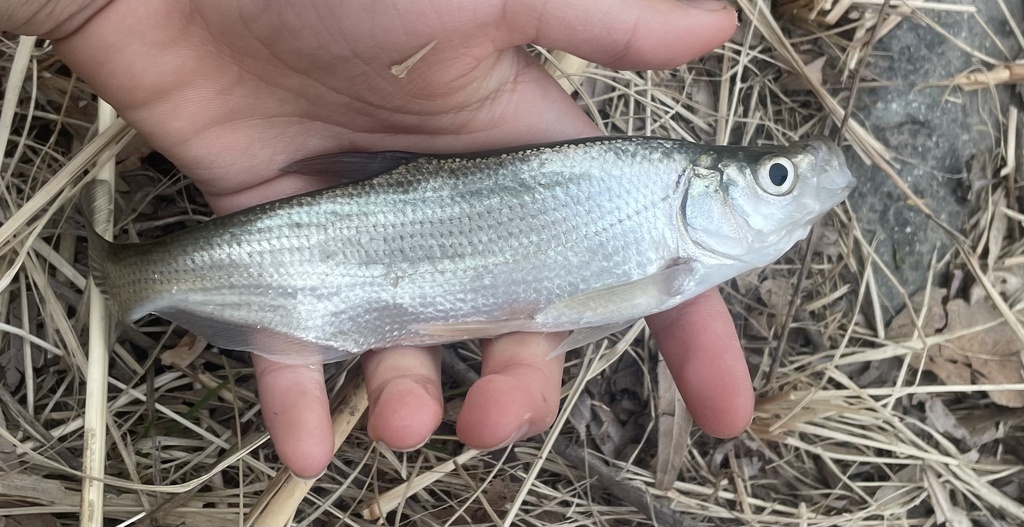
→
(12, 0, 753, 478)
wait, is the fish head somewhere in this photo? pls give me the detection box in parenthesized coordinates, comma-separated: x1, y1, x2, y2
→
(681, 137, 855, 266)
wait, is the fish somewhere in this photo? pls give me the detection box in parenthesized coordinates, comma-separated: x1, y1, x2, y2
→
(84, 136, 855, 364)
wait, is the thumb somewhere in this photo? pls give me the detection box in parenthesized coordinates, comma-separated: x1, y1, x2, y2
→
(500, 0, 737, 70)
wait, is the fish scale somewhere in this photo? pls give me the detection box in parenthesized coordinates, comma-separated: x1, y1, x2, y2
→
(86, 137, 854, 363)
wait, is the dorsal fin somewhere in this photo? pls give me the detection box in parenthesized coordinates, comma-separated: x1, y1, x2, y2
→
(281, 151, 424, 184)
(279, 137, 632, 184)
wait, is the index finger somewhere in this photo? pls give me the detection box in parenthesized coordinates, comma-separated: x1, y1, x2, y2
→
(646, 289, 754, 437)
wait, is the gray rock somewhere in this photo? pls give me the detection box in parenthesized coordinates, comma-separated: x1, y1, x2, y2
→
(847, 1, 1023, 320)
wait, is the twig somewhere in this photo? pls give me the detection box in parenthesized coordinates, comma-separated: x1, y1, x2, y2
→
(767, 226, 818, 390)
(838, 0, 892, 142)
(441, 348, 480, 387)
(551, 438, 701, 527)
(80, 99, 119, 526)
(0, 384, 79, 470)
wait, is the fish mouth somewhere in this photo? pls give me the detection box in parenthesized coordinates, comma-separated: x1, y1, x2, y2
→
(806, 138, 856, 195)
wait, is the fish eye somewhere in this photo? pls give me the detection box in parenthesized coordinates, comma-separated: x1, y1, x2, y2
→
(757, 156, 796, 196)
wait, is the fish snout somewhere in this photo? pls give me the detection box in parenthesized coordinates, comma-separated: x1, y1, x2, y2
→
(805, 139, 855, 195)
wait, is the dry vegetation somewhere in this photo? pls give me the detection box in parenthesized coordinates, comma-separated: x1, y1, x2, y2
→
(1, 1, 1023, 525)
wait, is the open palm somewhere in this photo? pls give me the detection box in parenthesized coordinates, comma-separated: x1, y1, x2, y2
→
(21, 0, 752, 478)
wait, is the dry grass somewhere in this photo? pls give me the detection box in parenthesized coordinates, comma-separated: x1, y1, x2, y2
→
(2, 1, 1023, 525)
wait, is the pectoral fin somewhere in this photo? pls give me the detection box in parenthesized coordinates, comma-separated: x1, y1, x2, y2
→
(410, 261, 693, 346)
(535, 260, 694, 327)
(408, 319, 533, 340)
(550, 320, 638, 356)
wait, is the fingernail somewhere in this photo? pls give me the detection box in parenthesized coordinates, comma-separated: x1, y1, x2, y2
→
(294, 467, 328, 484)
(682, 0, 730, 11)
(493, 423, 530, 451)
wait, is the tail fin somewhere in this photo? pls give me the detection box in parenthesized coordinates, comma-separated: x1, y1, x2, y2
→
(80, 180, 121, 317)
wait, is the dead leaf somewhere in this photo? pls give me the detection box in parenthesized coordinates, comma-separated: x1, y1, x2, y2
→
(886, 288, 947, 341)
(0, 343, 25, 392)
(469, 477, 518, 522)
(686, 75, 717, 139)
(482, 477, 517, 509)
(812, 222, 843, 260)
(890, 289, 1024, 407)
(654, 360, 691, 491)
(160, 333, 207, 368)
(923, 397, 970, 442)
(925, 467, 972, 527)
(759, 277, 793, 314)
(988, 193, 1008, 272)
(967, 152, 996, 201)
(742, 308, 772, 340)
(588, 401, 628, 459)
(779, 55, 826, 91)
(735, 269, 762, 295)
(568, 390, 593, 439)
(5, 514, 60, 527)
(947, 406, 1017, 449)
(873, 465, 921, 506)
(0, 406, 17, 467)
(935, 299, 1024, 406)
(972, 270, 1024, 306)
(115, 133, 153, 172)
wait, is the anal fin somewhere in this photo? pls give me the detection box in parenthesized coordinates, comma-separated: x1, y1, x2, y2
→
(157, 308, 355, 364)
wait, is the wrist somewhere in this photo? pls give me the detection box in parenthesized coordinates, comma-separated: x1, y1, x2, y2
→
(2, 0, 111, 39)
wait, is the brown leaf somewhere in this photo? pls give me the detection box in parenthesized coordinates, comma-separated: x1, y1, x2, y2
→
(0, 407, 17, 467)
(873, 465, 920, 506)
(589, 402, 628, 459)
(936, 299, 1024, 407)
(923, 397, 971, 442)
(115, 133, 153, 172)
(970, 270, 1024, 306)
(734, 269, 762, 296)
(891, 290, 1024, 407)
(6, 514, 60, 527)
(686, 75, 717, 140)
(759, 277, 793, 314)
(811, 222, 844, 260)
(568, 390, 593, 439)
(160, 333, 207, 368)
(654, 360, 691, 491)
(886, 289, 947, 341)
(987, 193, 1008, 271)
(779, 55, 826, 91)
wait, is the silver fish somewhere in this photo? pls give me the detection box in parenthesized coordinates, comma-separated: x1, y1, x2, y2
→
(86, 136, 854, 363)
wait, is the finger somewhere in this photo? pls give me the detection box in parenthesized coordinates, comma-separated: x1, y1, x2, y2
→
(252, 354, 335, 478)
(501, 0, 737, 70)
(646, 289, 753, 437)
(361, 346, 444, 451)
(456, 332, 566, 449)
